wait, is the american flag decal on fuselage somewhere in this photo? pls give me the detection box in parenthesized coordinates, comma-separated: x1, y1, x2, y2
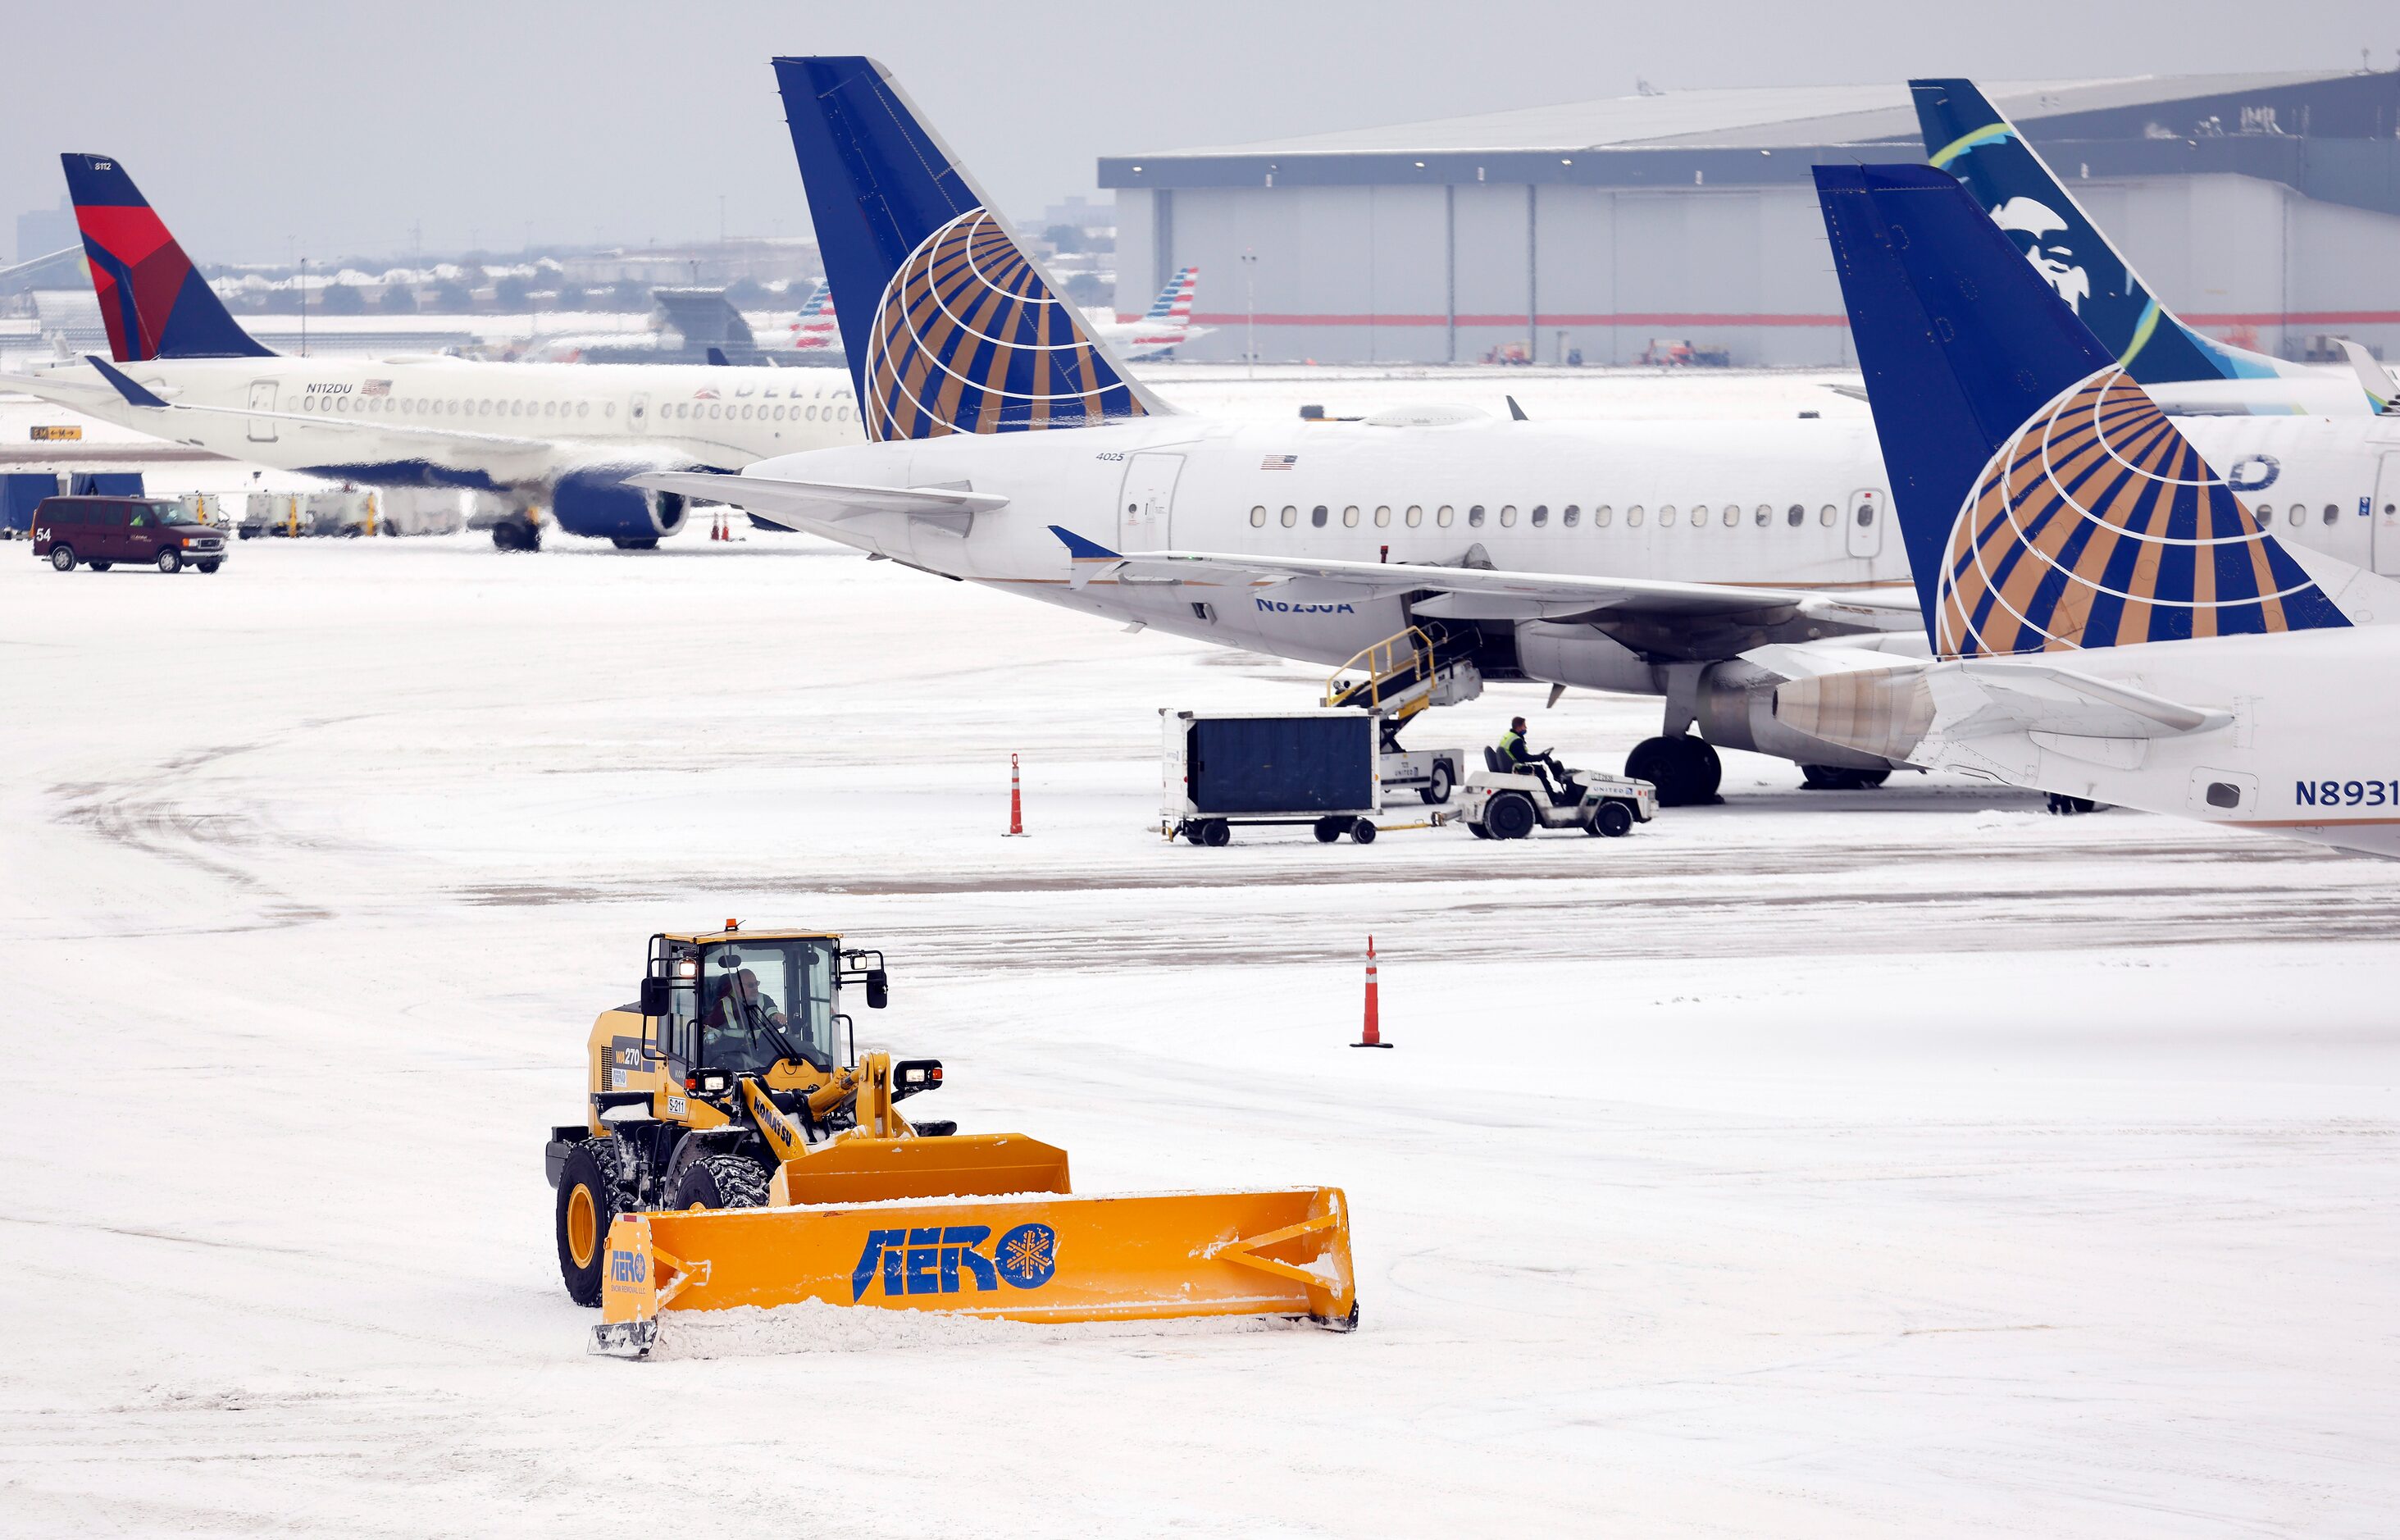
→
(863, 208, 1146, 442)
(1936, 367, 2351, 658)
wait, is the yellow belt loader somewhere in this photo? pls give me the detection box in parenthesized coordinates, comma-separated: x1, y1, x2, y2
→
(545, 926, 1357, 1357)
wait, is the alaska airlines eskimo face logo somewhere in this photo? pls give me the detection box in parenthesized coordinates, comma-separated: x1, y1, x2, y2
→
(863, 208, 1146, 442)
(1935, 367, 2348, 657)
(1988, 196, 2090, 315)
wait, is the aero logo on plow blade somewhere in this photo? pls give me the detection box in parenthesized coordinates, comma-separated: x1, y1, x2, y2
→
(850, 1222, 1059, 1300)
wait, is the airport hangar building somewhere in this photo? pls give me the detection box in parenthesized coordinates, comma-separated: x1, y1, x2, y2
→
(1102, 71, 2400, 368)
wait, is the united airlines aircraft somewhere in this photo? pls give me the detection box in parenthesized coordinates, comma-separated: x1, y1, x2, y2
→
(1775, 163, 2400, 855)
(640, 57, 2400, 804)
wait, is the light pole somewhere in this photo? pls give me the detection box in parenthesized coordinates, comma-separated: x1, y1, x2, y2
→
(1241, 248, 1257, 380)
(298, 255, 307, 358)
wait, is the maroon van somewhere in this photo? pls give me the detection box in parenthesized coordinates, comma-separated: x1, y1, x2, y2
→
(32, 495, 227, 574)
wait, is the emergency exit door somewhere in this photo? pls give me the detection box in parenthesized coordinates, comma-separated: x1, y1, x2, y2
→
(1117, 452, 1183, 551)
(2375, 454, 2400, 575)
(247, 380, 277, 442)
(1846, 487, 1883, 560)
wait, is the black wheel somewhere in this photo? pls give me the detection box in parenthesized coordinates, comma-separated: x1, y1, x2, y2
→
(492, 519, 540, 553)
(48, 545, 75, 571)
(611, 536, 659, 550)
(668, 1153, 771, 1211)
(1351, 818, 1378, 844)
(1467, 819, 1492, 839)
(556, 1137, 635, 1306)
(1198, 818, 1232, 848)
(89, 559, 112, 572)
(155, 548, 181, 574)
(1592, 801, 1634, 837)
(2047, 793, 2098, 816)
(1487, 791, 1537, 840)
(197, 559, 221, 574)
(1627, 735, 1720, 808)
(1419, 759, 1455, 805)
(1800, 764, 1889, 791)
(1313, 817, 1343, 843)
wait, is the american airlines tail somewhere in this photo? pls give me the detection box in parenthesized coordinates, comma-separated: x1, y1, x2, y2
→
(1910, 80, 2371, 412)
(61, 153, 271, 363)
(771, 55, 1169, 440)
(1145, 267, 1198, 323)
(1815, 162, 2356, 654)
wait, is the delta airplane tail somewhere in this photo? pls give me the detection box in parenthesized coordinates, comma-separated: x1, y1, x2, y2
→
(61, 153, 271, 363)
(1910, 80, 2356, 408)
(771, 56, 1165, 440)
(1814, 162, 2353, 658)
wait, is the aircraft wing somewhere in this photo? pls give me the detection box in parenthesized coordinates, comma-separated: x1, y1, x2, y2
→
(1049, 525, 1918, 629)
(630, 470, 1009, 531)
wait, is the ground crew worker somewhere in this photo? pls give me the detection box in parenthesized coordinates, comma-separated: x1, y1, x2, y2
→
(1499, 717, 1572, 801)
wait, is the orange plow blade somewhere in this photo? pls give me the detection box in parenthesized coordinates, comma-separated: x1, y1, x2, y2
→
(592, 1185, 1355, 1357)
(766, 1132, 1071, 1206)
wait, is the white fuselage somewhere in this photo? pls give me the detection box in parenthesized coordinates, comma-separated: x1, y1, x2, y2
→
(11, 353, 864, 501)
(749, 410, 2400, 673)
(1917, 630, 2400, 857)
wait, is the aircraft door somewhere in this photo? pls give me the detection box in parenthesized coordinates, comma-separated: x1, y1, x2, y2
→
(2375, 454, 2400, 576)
(630, 391, 650, 433)
(1845, 488, 1883, 560)
(1117, 452, 1183, 551)
(247, 380, 277, 442)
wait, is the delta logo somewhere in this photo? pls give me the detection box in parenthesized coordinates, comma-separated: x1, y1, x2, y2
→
(850, 1222, 1057, 1300)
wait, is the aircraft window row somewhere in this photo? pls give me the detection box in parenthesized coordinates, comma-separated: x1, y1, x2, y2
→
(1249, 501, 1850, 532)
(659, 400, 851, 422)
(292, 391, 855, 426)
(300, 394, 609, 420)
(2252, 504, 2346, 528)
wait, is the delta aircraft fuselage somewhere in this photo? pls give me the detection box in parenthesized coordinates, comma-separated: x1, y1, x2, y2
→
(20, 352, 863, 497)
(746, 408, 2400, 672)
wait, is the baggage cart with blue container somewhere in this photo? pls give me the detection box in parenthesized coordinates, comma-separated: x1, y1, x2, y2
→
(1161, 709, 1383, 847)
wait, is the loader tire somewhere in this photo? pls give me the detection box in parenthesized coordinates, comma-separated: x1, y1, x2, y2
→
(557, 1138, 635, 1307)
(668, 1153, 771, 1212)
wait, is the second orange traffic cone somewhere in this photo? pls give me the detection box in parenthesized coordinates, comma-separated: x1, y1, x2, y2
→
(1352, 936, 1391, 1048)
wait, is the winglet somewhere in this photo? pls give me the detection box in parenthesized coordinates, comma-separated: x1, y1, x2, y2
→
(2334, 339, 2395, 414)
(1050, 524, 1127, 590)
(1049, 524, 1123, 562)
(1505, 395, 1528, 421)
(84, 353, 170, 408)
(705, 345, 731, 367)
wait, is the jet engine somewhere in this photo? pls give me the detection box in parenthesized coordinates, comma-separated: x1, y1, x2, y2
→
(549, 466, 690, 549)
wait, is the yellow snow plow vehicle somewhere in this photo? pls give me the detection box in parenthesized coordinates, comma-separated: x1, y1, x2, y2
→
(545, 925, 1357, 1357)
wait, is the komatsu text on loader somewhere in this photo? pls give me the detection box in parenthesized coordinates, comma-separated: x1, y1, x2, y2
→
(546, 926, 1357, 1356)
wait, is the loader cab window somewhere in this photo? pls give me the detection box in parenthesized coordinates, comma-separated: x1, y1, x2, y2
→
(697, 938, 840, 1075)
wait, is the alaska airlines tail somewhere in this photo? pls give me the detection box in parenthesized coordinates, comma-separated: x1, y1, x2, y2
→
(1910, 80, 2329, 401)
(1814, 162, 2351, 658)
(61, 153, 271, 362)
(771, 56, 1165, 440)
(1145, 267, 1198, 324)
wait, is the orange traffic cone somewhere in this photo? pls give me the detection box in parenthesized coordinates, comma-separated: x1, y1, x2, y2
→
(1003, 753, 1027, 837)
(711, 511, 727, 541)
(1353, 936, 1391, 1048)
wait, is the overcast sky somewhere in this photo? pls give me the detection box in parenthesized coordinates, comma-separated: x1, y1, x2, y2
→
(7, 0, 2395, 265)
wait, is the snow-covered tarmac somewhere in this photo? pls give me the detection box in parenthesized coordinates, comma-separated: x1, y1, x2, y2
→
(5, 524, 2398, 1537)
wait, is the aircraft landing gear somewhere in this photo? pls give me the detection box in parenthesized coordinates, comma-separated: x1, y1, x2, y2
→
(2046, 793, 2101, 815)
(492, 517, 542, 553)
(1625, 733, 1722, 808)
(1799, 764, 1892, 791)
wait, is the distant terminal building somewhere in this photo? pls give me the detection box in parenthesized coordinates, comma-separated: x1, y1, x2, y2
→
(1101, 71, 2400, 367)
